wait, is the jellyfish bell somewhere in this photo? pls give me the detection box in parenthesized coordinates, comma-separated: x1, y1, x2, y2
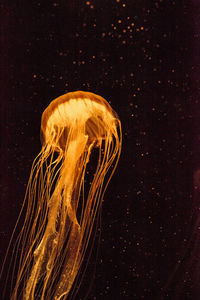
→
(40, 91, 118, 151)
(2, 91, 121, 300)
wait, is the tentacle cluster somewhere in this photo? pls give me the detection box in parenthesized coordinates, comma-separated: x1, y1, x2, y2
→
(1, 91, 122, 300)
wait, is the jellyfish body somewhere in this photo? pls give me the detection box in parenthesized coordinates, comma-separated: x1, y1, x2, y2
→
(5, 91, 121, 300)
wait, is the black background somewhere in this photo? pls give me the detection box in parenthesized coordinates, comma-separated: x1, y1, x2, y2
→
(1, 0, 200, 299)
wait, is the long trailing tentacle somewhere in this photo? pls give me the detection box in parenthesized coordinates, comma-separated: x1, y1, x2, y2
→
(2, 92, 122, 300)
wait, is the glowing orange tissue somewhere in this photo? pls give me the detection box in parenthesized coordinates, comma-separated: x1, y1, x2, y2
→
(2, 91, 122, 300)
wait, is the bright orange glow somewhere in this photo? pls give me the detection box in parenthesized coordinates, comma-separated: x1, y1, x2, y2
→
(2, 91, 122, 300)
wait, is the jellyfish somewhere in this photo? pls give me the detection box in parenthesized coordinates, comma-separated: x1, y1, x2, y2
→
(1, 91, 121, 300)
